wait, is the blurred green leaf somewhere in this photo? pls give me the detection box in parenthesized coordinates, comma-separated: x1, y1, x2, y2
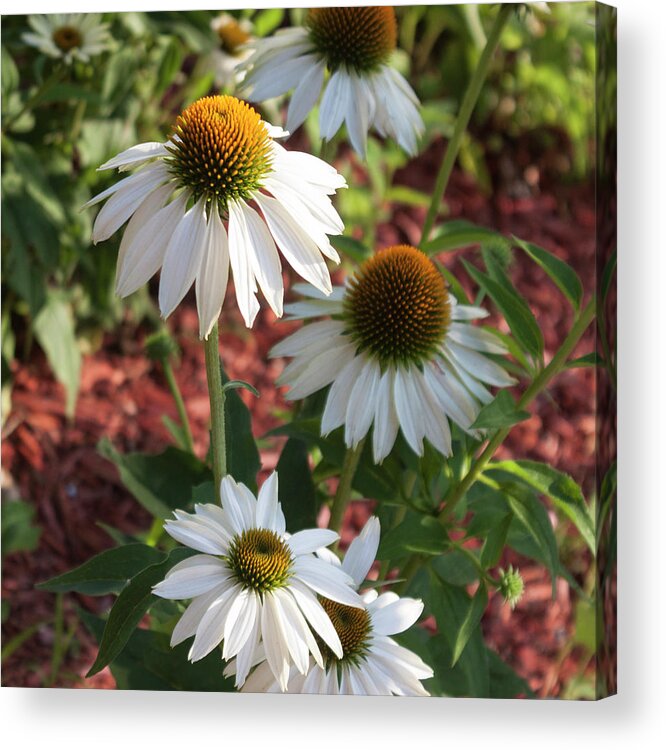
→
(1, 500, 41, 555)
(470, 390, 530, 430)
(567, 352, 601, 369)
(386, 185, 431, 208)
(156, 38, 183, 93)
(514, 237, 583, 310)
(33, 291, 81, 418)
(98, 439, 210, 520)
(452, 583, 487, 666)
(38, 544, 166, 595)
(329, 234, 371, 263)
(254, 8, 285, 37)
(601, 249, 617, 304)
(276, 438, 317, 533)
(422, 220, 501, 255)
(86, 547, 195, 677)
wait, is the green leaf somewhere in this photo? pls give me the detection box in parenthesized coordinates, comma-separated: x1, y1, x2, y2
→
(463, 259, 544, 362)
(452, 583, 488, 666)
(33, 291, 81, 418)
(86, 547, 195, 677)
(567, 352, 601, 369)
(37, 544, 166, 595)
(431, 549, 479, 586)
(378, 513, 448, 559)
(386, 185, 431, 208)
(422, 220, 501, 255)
(1, 45, 19, 97)
(480, 513, 512, 568)
(486, 647, 534, 698)
(276, 438, 317, 533)
(80, 610, 235, 691)
(470, 390, 530, 430)
(1, 500, 41, 555)
(221, 379, 259, 397)
(434, 261, 470, 304)
(600, 249, 616, 304)
(98, 438, 210, 520)
(254, 8, 285, 37)
(506, 490, 559, 595)
(488, 460, 595, 553)
(156, 38, 183, 93)
(514, 237, 583, 310)
(222, 368, 260, 490)
(329, 234, 371, 263)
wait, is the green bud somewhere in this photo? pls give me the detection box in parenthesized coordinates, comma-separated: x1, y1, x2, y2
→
(144, 331, 178, 362)
(497, 565, 524, 609)
(481, 237, 514, 273)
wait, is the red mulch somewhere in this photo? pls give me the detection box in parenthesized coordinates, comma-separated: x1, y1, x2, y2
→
(1, 137, 596, 695)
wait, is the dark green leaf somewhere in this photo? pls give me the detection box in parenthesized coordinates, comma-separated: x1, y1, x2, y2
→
(80, 611, 235, 691)
(431, 549, 479, 586)
(1, 500, 41, 555)
(33, 291, 81, 418)
(567, 352, 601, 369)
(470, 390, 530, 430)
(464, 260, 544, 361)
(486, 648, 534, 698)
(489, 460, 594, 553)
(98, 438, 210, 519)
(378, 513, 447, 559)
(221, 379, 259, 397)
(37, 544, 166, 595)
(329, 234, 371, 263)
(276, 438, 317, 532)
(86, 547, 195, 677)
(452, 583, 488, 666)
(156, 38, 183, 93)
(600, 249, 617, 304)
(221, 367, 260, 490)
(514, 237, 583, 310)
(422, 220, 501, 255)
(480, 513, 512, 568)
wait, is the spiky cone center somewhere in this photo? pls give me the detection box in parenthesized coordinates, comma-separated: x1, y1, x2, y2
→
(166, 95, 273, 210)
(343, 245, 451, 368)
(53, 25, 82, 52)
(306, 6, 397, 73)
(216, 19, 250, 55)
(316, 597, 372, 667)
(226, 529, 293, 593)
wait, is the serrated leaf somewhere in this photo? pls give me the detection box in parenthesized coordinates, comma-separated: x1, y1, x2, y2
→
(488, 460, 595, 553)
(514, 237, 583, 310)
(452, 583, 488, 666)
(276, 438, 317, 532)
(37, 544, 166, 595)
(33, 291, 81, 418)
(464, 259, 544, 362)
(86, 547, 195, 677)
(470, 390, 530, 430)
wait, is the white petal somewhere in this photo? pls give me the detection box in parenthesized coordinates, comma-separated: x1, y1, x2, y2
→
(98, 141, 169, 172)
(233, 610, 262, 688)
(261, 592, 291, 691)
(271, 589, 309, 675)
(163, 517, 229, 555)
(451, 303, 490, 321)
(189, 583, 241, 661)
(371, 597, 424, 636)
(372, 368, 400, 463)
(287, 528, 339, 556)
(288, 580, 343, 659)
(255, 471, 280, 530)
(293, 556, 362, 607)
(227, 199, 260, 327)
(158, 199, 208, 318)
(152, 555, 229, 599)
(446, 341, 516, 387)
(222, 587, 259, 659)
(220, 476, 255, 534)
(424, 362, 479, 430)
(448, 322, 508, 354)
(170, 582, 232, 646)
(344, 358, 381, 449)
(393, 367, 426, 455)
(412, 369, 452, 456)
(319, 70, 350, 141)
(342, 516, 380, 587)
(286, 59, 326, 133)
(321, 355, 366, 436)
(195, 204, 230, 339)
(270, 320, 345, 358)
(345, 73, 371, 157)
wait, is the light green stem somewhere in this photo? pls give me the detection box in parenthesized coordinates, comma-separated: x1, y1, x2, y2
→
(420, 5, 512, 244)
(328, 439, 365, 538)
(441, 297, 596, 520)
(163, 358, 195, 454)
(203, 323, 227, 500)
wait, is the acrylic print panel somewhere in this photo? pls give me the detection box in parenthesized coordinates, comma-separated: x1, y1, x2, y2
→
(1, 3, 616, 699)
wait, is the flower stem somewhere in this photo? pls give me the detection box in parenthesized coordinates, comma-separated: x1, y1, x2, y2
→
(328, 439, 366, 538)
(162, 358, 195, 454)
(203, 323, 227, 499)
(420, 5, 512, 244)
(441, 297, 596, 520)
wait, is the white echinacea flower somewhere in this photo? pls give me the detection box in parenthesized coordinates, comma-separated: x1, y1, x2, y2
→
(85, 95, 346, 337)
(208, 13, 253, 89)
(240, 6, 424, 157)
(271, 244, 516, 463)
(237, 516, 434, 695)
(22, 13, 111, 64)
(152, 472, 363, 691)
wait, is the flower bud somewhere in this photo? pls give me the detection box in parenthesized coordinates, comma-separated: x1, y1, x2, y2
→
(497, 565, 525, 609)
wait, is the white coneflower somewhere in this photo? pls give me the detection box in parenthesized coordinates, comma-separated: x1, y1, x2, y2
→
(85, 95, 346, 337)
(22, 13, 111, 64)
(152, 472, 363, 691)
(271, 245, 516, 463)
(235, 517, 434, 696)
(240, 6, 424, 157)
(208, 13, 253, 89)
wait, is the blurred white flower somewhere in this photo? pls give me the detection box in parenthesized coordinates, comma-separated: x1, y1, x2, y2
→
(241, 7, 424, 157)
(208, 13, 253, 89)
(22, 13, 111, 64)
(271, 245, 515, 463)
(152, 472, 363, 691)
(234, 516, 434, 696)
(85, 95, 346, 337)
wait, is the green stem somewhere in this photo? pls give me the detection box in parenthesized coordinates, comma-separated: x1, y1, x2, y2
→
(163, 358, 195, 454)
(441, 297, 596, 519)
(328, 439, 365, 537)
(420, 5, 512, 244)
(203, 323, 227, 500)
